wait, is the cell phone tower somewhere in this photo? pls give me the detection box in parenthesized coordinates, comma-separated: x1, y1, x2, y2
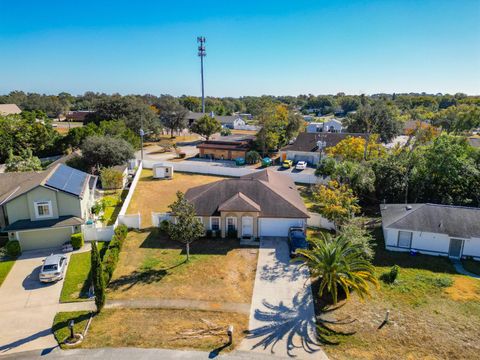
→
(197, 36, 206, 113)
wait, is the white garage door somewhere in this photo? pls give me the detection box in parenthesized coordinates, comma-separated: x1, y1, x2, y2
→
(259, 218, 305, 237)
(18, 227, 72, 251)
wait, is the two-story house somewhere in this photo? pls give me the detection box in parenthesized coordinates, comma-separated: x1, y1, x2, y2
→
(0, 164, 97, 251)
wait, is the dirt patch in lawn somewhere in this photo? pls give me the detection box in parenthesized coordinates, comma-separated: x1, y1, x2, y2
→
(81, 308, 248, 351)
(107, 230, 258, 303)
(445, 276, 480, 302)
(126, 170, 222, 227)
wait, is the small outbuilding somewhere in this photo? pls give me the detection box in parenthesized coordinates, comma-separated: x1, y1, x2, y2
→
(152, 163, 174, 179)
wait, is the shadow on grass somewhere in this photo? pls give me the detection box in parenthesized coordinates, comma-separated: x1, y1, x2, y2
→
(138, 229, 240, 256)
(371, 227, 457, 274)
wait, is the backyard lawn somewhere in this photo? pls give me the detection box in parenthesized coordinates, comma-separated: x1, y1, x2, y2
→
(107, 229, 258, 303)
(60, 243, 106, 302)
(0, 258, 15, 287)
(101, 190, 128, 225)
(307, 228, 480, 360)
(54, 309, 248, 351)
(126, 170, 222, 227)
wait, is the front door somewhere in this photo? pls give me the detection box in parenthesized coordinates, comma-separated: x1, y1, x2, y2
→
(448, 238, 464, 258)
(242, 216, 253, 237)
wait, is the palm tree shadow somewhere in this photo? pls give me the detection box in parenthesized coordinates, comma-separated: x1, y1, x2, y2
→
(244, 290, 355, 357)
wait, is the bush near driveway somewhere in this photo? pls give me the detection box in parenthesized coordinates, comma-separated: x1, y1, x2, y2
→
(6, 240, 21, 257)
(71, 233, 84, 250)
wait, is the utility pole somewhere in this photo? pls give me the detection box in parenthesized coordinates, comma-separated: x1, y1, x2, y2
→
(197, 36, 206, 113)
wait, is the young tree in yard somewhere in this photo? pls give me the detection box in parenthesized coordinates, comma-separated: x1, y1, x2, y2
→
(190, 115, 221, 140)
(296, 233, 378, 305)
(326, 135, 385, 162)
(5, 148, 42, 172)
(167, 191, 204, 261)
(81, 135, 134, 169)
(313, 181, 360, 227)
(90, 241, 105, 312)
(100, 167, 124, 190)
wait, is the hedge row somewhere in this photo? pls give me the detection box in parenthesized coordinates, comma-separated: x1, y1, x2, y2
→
(102, 224, 128, 284)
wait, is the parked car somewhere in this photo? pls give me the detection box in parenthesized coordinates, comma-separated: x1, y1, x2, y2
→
(282, 159, 293, 169)
(295, 161, 307, 170)
(288, 227, 308, 258)
(261, 157, 272, 167)
(39, 254, 67, 283)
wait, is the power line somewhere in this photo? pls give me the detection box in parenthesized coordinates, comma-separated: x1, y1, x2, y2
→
(197, 36, 206, 113)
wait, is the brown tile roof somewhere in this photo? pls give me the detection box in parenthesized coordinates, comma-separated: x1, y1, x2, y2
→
(197, 139, 252, 151)
(185, 169, 309, 218)
(0, 104, 22, 115)
(282, 132, 369, 152)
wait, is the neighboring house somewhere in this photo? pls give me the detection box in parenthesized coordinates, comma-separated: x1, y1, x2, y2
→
(186, 111, 246, 129)
(306, 119, 343, 133)
(185, 169, 309, 238)
(197, 135, 254, 160)
(380, 203, 480, 260)
(467, 136, 480, 148)
(280, 132, 369, 165)
(0, 164, 97, 251)
(0, 104, 22, 116)
(66, 110, 94, 122)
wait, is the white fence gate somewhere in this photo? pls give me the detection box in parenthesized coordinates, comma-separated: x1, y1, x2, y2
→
(118, 214, 142, 229)
(307, 212, 335, 230)
(151, 212, 171, 227)
(83, 224, 115, 241)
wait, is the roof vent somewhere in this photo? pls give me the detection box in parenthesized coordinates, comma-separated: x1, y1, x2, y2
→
(406, 205, 412, 210)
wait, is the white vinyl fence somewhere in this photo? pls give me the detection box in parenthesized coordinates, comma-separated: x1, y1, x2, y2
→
(142, 160, 322, 184)
(83, 160, 143, 241)
(151, 212, 171, 227)
(307, 212, 335, 230)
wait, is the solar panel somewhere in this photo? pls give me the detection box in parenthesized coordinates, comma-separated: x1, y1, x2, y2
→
(46, 164, 88, 196)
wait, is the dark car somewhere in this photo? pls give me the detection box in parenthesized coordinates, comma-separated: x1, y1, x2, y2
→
(288, 227, 308, 258)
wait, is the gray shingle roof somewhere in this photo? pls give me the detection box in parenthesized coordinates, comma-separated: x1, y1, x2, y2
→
(185, 169, 309, 218)
(4, 215, 84, 231)
(380, 203, 480, 239)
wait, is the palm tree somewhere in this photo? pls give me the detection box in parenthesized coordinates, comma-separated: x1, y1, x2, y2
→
(296, 233, 378, 304)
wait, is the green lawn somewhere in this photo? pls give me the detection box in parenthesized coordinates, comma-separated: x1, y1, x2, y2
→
(101, 190, 128, 225)
(52, 311, 92, 348)
(462, 259, 480, 275)
(0, 258, 15, 287)
(60, 243, 105, 302)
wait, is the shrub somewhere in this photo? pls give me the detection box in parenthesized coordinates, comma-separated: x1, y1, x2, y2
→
(246, 150, 261, 164)
(6, 240, 21, 257)
(101, 226, 128, 284)
(114, 224, 128, 241)
(159, 220, 170, 233)
(227, 229, 238, 239)
(221, 128, 232, 136)
(381, 265, 400, 284)
(206, 229, 213, 238)
(91, 201, 104, 216)
(433, 276, 453, 288)
(70, 233, 84, 250)
(100, 167, 124, 190)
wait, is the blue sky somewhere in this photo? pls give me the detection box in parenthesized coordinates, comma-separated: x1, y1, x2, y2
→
(1, 0, 479, 96)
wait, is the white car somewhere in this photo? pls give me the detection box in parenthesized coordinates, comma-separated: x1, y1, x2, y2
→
(39, 254, 67, 283)
(295, 161, 307, 170)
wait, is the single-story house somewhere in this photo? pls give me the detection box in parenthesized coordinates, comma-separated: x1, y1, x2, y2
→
(280, 132, 369, 165)
(0, 164, 97, 251)
(66, 110, 94, 122)
(186, 111, 246, 129)
(306, 119, 343, 133)
(185, 169, 309, 238)
(380, 203, 480, 260)
(197, 135, 254, 160)
(0, 104, 22, 116)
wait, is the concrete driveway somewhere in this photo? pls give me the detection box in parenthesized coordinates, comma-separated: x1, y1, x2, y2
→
(0, 248, 72, 355)
(240, 238, 328, 359)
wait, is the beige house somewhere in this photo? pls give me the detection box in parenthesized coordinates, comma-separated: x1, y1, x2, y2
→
(185, 169, 309, 238)
(0, 164, 97, 250)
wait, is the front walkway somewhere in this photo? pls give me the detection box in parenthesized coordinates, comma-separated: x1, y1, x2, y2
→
(239, 237, 328, 359)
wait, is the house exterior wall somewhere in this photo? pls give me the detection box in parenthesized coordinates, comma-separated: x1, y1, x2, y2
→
(26, 187, 59, 220)
(17, 226, 74, 251)
(79, 182, 94, 219)
(198, 212, 260, 238)
(57, 192, 82, 218)
(5, 193, 32, 224)
(384, 227, 480, 258)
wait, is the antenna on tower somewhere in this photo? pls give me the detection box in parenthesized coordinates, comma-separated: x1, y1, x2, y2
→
(197, 36, 206, 113)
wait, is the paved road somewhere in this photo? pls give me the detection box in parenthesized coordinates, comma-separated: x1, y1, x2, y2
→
(0, 247, 91, 356)
(239, 238, 328, 359)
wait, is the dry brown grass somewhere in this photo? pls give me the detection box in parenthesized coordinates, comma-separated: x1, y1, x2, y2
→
(107, 230, 258, 303)
(231, 129, 258, 135)
(445, 276, 480, 301)
(126, 170, 222, 227)
(81, 308, 249, 351)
